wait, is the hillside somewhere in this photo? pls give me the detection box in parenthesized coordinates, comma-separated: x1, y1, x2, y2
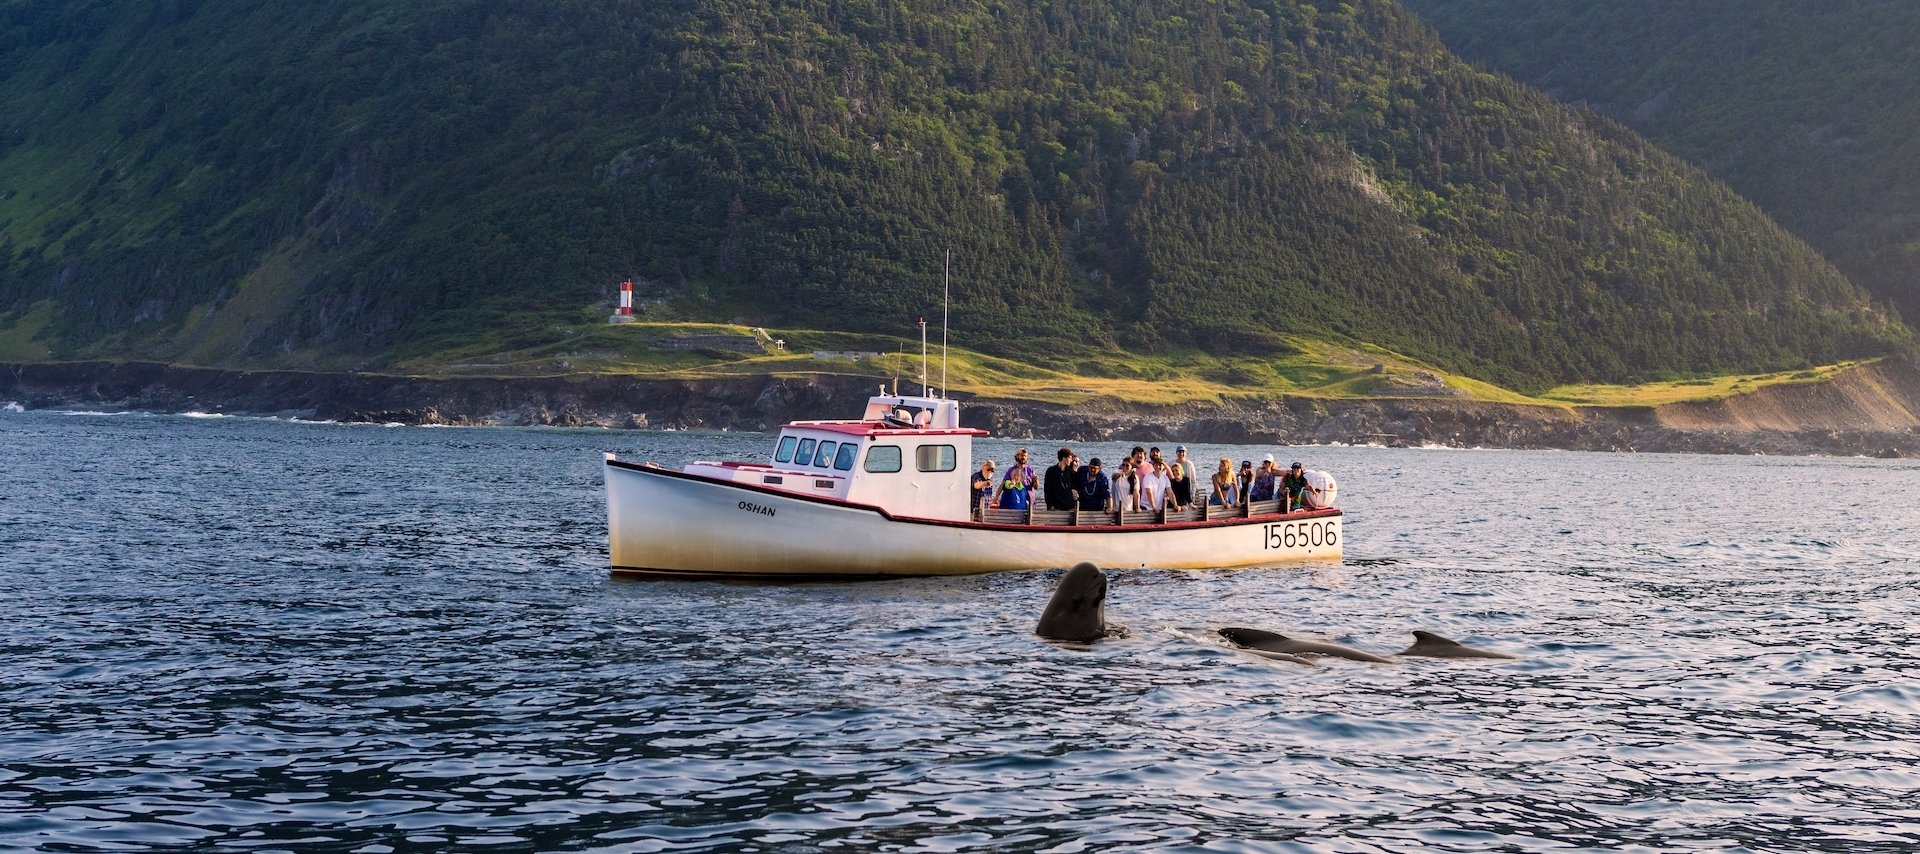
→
(0, 0, 1907, 394)
(1402, 0, 1920, 326)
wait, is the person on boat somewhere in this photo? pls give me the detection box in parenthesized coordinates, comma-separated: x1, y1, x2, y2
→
(998, 466, 1032, 511)
(972, 460, 997, 511)
(1006, 445, 1036, 485)
(1136, 460, 1159, 512)
(1280, 461, 1310, 510)
(1138, 448, 1157, 482)
(1173, 446, 1198, 484)
(1066, 451, 1084, 506)
(1167, 457, 1193, 511)
(1044, 447, 1078, 511)
(1141, 460, 1174, 514)
(1129, 446, 1148, 474)
(1111, 459, 1140, 512)
(1237, 460, 1255, 501)
(1250, 455, 1280, 502)
(1078, 458, 1112, 512)
(1210, 458, 1240, 507)
(998, 443, 1044, 502)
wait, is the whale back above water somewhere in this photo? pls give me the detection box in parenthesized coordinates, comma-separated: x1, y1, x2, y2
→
(1398, 630, 1519, 659)
(1036, 562, 1109, 643)
(1218, 627, 1394, 664)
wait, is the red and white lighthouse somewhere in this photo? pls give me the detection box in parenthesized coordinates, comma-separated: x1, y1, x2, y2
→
(610, 279, 637, 324)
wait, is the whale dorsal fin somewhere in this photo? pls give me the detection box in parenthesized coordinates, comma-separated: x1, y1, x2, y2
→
(1411, 630, 1461, 647)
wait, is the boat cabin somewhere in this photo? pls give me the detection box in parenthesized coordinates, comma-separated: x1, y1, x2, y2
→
(681, 393, 987, 522)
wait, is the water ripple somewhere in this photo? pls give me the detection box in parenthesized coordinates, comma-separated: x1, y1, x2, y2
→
(2, 411, 1918, 851)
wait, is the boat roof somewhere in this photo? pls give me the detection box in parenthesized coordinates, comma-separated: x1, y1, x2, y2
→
(785, 420, 989, 438)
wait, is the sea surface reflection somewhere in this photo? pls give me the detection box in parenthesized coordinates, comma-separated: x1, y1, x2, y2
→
(3, 409, 1918, 851)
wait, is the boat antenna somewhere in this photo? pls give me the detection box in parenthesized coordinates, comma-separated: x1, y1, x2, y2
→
(918, 316, 929, 396)
(893, 342, 902, 396)
(941, 249, 950, 399)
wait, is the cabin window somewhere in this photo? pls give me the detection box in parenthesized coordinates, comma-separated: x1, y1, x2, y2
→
(814, 441, 837, 468)
(915, 444, 957, 472)
(834, 443, 857, 471)
(774, 436, 797, 463)
(865, 445, 902, 472)
(793, 438, 817, 466)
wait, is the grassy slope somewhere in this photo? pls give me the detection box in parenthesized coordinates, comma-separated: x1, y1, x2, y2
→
(373, 317, 1861, 409)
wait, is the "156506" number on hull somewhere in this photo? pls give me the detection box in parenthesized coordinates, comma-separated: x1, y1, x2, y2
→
(1262, 520, 1337, 550)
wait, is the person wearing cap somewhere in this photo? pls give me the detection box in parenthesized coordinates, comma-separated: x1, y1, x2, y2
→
(1249, 454, 1280, 502)
(1209, 458, 1240, 507)
(971, 459, 997, 513)
(1078, 457, 1112, 512)
(1280, 461, 1310, 510)
(1173, 446, 1197, 485)
(1236, 460, 1255, 503)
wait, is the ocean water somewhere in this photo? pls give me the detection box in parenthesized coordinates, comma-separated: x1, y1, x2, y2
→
(3, 408, 1918, 852)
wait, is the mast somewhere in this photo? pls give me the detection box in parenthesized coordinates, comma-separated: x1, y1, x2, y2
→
(941, 250, 950, 399)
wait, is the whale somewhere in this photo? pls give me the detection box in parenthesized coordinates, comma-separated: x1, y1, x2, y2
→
(1035, 562, 1112, 643)
(1236, 647, 1319, 667)
(1218, 627, 1395, 664)
(1397, 630, 1518, 660)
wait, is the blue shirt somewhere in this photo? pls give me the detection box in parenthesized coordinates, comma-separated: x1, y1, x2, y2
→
(1078, 468, 1112, 510)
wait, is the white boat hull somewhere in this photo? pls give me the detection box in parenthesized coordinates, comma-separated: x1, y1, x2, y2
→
(606, 459, 1342, 578)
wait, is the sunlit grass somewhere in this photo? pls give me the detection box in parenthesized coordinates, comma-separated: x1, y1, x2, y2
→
(1538, 360, 1870, 406)
(368, 318, 1878, 409)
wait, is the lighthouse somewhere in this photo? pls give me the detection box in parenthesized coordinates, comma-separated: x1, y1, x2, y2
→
(609, 280, 636, 324)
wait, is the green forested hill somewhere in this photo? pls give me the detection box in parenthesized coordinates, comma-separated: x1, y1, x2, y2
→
(1402, 0, 1920, 328)
(0, 0, 1905, 392)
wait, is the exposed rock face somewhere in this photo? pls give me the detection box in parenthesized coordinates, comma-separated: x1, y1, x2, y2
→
(4, 359, 1918, 457)
(1655, 358, 1920, 434)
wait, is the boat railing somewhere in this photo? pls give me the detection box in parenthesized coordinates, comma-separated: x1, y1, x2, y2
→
(971, 493, 1308, 527)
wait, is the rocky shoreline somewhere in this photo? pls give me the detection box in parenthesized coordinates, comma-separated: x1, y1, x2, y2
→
(6, 360, 1919, 458)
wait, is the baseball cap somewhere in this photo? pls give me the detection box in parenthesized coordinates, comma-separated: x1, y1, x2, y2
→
(1176, 445, 1187, 452)
(1088, 457, 1103, 466)
(1291, 461, 1303, 469)
(1263, 453, 1275, 463)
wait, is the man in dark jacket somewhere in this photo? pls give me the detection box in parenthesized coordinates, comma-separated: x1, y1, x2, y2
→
(1043, 447, 1078, 511)
(1077, 458, 1112, 512)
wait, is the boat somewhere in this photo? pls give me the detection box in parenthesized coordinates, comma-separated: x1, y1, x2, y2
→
(603, 390, 1343, 578)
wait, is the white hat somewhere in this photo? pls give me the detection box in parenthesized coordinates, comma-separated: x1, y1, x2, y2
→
(1263, 453, 1275, 463)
